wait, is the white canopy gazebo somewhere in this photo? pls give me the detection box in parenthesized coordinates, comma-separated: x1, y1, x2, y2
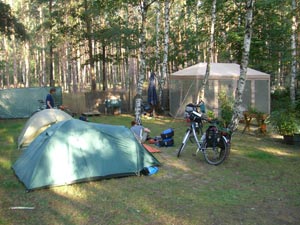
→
(169, 63, 270, 118)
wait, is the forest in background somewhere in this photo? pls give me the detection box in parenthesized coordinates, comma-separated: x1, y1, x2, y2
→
(0, 0, 299, 96)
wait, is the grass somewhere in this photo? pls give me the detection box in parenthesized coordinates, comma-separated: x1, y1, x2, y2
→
(1, 114, 300, 225)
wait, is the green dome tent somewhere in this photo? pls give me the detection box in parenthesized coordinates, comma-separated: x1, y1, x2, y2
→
(12, 119, 160, 191)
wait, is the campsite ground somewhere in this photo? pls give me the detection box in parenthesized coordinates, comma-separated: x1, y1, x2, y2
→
(1, 114, 300, 225)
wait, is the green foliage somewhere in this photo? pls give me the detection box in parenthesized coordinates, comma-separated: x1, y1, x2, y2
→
(0, 0, 298, 92)
(271, 88, 291, 111)
(269, 88, 300, 135)
(0, 1, 27, 40)
(269, 109, 298, 136)
(0, 60, 5, 70)
(206, 110, 215, 119)
(218, 91, 234, 128)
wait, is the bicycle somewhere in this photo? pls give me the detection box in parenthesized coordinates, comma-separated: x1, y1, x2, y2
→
(177, 103, 231, 166)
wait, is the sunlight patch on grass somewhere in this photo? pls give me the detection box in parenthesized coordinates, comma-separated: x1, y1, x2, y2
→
(7, 136, 14, 144)
(50, 184, 90, 200)
(262, 147, 294, 156)
(146, 119, 171, 126)
(231, 146, 284, 163)
(0, 157, 12, 170)
(200, 188, 256, 206)
(0, 128, 7, 136)
(167, 160, 192, 172)
(245, 151, 278, 161)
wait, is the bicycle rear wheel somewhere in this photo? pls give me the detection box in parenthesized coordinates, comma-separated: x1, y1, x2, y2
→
(202, 136, 229, 165)
(177, 129, 191, 157)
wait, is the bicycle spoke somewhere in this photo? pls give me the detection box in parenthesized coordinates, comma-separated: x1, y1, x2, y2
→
(203, 137, 229, 165)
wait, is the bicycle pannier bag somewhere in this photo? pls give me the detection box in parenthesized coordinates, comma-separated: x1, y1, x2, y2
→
(189, 111, 202, 123)
(206, 126, 219, 147)
(184, 103, 198, 118)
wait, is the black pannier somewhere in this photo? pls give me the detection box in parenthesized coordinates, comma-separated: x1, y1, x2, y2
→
(206, 126, 220, 147)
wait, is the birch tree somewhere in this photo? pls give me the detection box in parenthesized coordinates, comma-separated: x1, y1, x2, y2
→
(290, 0, 297, 105)
(134, 0, 156, 123)
(159, 0, 171, 109)
(229, 0, 255, 132)
(49, 0, 54, 87)
(154, 1, 161, 76)
(197, 0, 217, 102)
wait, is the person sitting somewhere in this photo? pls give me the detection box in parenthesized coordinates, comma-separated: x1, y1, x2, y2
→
(130, 120, 151, 143)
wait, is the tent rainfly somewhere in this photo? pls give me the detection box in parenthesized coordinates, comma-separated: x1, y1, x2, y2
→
(169, 63, 270, 118)
(13, 119, 160, 191)
(17, 109, 73, 149)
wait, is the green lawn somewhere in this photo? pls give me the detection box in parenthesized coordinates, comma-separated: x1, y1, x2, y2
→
(1, 115, 300, 225)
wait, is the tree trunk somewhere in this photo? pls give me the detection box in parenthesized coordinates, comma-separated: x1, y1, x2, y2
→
(135, 0, 148, 123)
(155, 1, 162, 107)
(13, 36, 18, 88)
(84, 0, 96, 91)
(197, 0, 217, 102)
(25, 41, 30, 87)
(155, 2, 161, 74)
(41, 7, 46, 87)
(102, 45, 107, 91)
(290, 0, 297, 105)
(66, 43, 72, 93)
(160, 0, 170, 109)
(229, 0, 255, 132)
(49, 0, 55, 87)
(3, 37, 10, 88)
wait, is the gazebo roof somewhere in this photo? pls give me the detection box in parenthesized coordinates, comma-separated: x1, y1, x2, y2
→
(171, 63, 270, 80)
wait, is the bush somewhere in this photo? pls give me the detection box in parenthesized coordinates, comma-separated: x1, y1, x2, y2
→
(269, 88, 300, 135)
(218, 91, 234, 127)
(269, 108, 298, 136)
(271, 88, 291, 111)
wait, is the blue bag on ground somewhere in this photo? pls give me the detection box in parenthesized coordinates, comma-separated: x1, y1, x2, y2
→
(158, 137, 174, 147)
(160, 128, 174, 139)
(141, 166, 159, 176)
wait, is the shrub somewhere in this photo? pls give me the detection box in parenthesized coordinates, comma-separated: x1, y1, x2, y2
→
(218, 91, 234, 127)
(269, 109, 298, 136)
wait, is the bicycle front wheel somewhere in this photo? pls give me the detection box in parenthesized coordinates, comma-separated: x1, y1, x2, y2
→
(177, 129, 191, 157)
(202, 136, 229, 165)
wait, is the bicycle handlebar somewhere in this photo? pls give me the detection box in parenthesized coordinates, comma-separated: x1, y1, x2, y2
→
(187, 101, 204, 108)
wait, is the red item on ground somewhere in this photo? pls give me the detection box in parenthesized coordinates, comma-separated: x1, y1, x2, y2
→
(143, 144, 161, 153)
